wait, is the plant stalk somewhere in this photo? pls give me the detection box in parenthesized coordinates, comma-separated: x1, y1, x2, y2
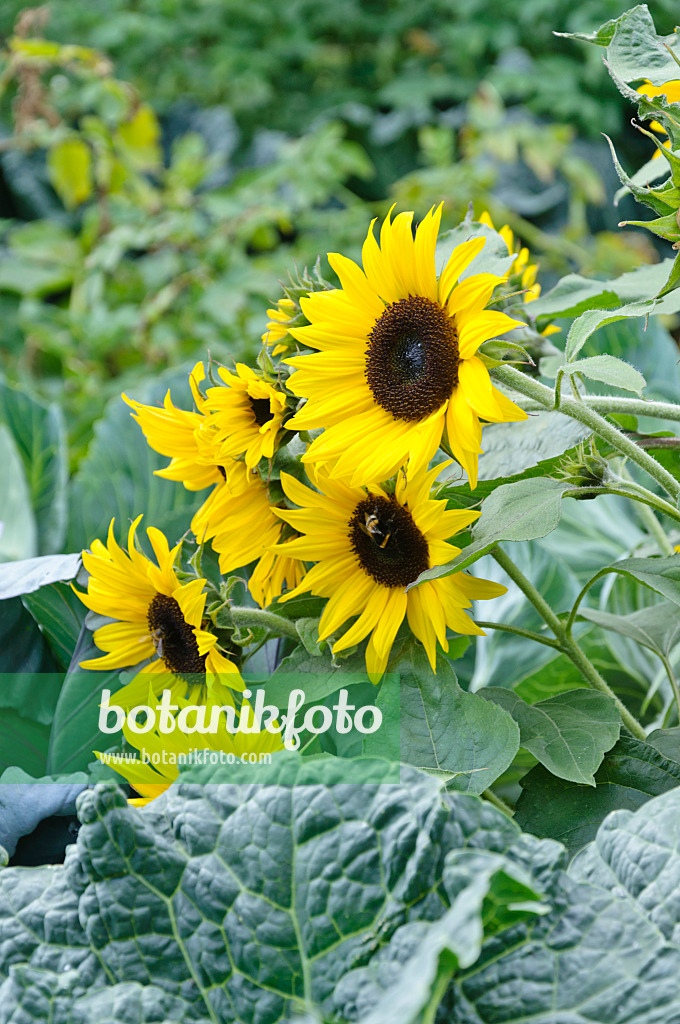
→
(491, 365, 680, 502)
(491, 547, 647, 740)
(230, 606, 300, 641)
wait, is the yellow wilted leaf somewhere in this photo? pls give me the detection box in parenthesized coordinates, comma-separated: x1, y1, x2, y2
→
(115, 104, 162, 170)
(47, 138, 93, 209)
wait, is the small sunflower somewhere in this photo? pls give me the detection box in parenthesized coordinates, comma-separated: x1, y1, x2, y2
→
(75, 516, 243, 687)
(262, 297, 298, 355)
(97, 672, 282, 805)
(202, 364, 289, 468)
(192, 460, 304, 608)
(123, 368, 299, 607)
(123, 362, 223, 491)
(284, 206, 527, 490)
(478, 210, 540, 302)
(273, 463, 506, 682)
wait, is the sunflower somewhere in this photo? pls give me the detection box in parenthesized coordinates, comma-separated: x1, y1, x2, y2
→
(75, 516, 243, 688)
(202, 364, 289, 468)
(284, 206, 527, 490)
(123, 367, 299, 607)
(273, 463, 506, 682)
(97, 671, 282, 805)
(637, 80, 680, 156)
(122, 362, 223, 491)
(262, 296, 298, 355)
(478, 210, 540, 302)
(191, 459, 304, 608)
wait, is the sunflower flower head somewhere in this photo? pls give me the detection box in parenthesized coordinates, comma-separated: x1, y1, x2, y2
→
(96, 671, 282, 805)
(283, 205, 527, 490)
(262, 297, 298, 355)
(478, 210, 540, 302)
(122, 362, 224, 491)
(203, 364, 289, 468)
(273, 462, 506, 682)
(75, 516, 243, 688)
(191, 460, 304, 608)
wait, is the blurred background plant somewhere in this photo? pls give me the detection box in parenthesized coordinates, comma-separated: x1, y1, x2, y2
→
(0, 0, 671, 464)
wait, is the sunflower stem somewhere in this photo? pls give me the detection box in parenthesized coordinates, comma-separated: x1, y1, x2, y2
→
(230, 606, 300, 641)
(490, 365, 680, 502)
(491, 546, 647, 740)
(482, 788, 514, 817)
(474, 620, 561, 649)
(519, 395, 680, 423)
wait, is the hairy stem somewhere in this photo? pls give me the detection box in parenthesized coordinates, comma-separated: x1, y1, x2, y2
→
(519, 395, 680, 423)
(491, 365, 680, 501)
(475, 620, 561, 649)
(230, 606, 300, 641)
(492, 547, 647, 740)
(482, 788, 514, 816)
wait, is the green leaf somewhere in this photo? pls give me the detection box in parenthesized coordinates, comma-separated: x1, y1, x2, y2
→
(22, 582, 85, 671)
(646, 727, 680, 762)
(515, 734, 680, 855)
(580, 603, 680, 661)
(6, 753, 680, 1022)
(564, 301, 655, 362)
(365, 647, 520, 793)
(47, 137, 93, 209)
(260, 643, 369, 710)
(0, 424, 37, 562)
(0, 709, 50, 777)
(414, 478, 569, 585)
(0, 552, 81, 600)
(560, 354, 647, 394)
(607, 555, 680, 608)
(482, 687, 620, 786)
(603, 4, 680, 89)
(530, 260, 675, 320)
(46, 622, 120, 774)
(0, 382, 69, 554)
(443, 411, 591, 487)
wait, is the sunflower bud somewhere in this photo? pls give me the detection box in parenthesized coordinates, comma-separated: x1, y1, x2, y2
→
(556, 438, 610, 497)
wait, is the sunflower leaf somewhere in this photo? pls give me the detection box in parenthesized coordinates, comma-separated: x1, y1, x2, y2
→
(559, 354, 647, 395)
(515, 734, 680, 856)
(481, 687, 620, 786)
(365, 647, 519, 793)
(412, 478, 569, 585)
(564, 302, 655, 362)
(579, 603, 680, 661)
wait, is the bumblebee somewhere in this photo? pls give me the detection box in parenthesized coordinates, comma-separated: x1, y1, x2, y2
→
(359, 509, 391, 550)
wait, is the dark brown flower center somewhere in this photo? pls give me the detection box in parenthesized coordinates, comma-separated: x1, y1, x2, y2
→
(349, 495, 429, 588)
(147, 593, 206, 675)
(365, 295, 459, 421)
(249, 395, 274, 426)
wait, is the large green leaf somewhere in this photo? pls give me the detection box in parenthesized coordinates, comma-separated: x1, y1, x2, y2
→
(5, 756, 680, 1022)
(580, 602, 680, 662)
(22, 582, 86, 671)
(0, 381, 68, 554)
(0, 598, 61, 722)
(0, 423, 36, 562)
(365, 647, 519, 793)
(515, 735, 680, 855)
(0, 552, 81, 600)
(482, 687, 620, 785)
(46, 621, 121, 774)
(606, 555, 680, 607)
